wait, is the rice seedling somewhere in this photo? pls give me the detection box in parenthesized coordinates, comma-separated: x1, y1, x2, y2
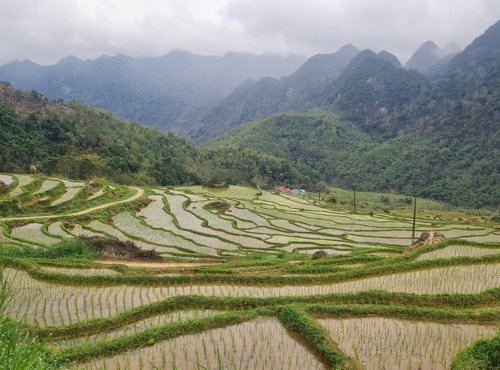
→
(87, 188, 105, 201)
(34, 179, 62, 195)
(318, 317, 497, 370)
(57, 310, 220, 348)
(77, 317, 325, 370)
(167, 194, 271, 249)
(52, 187, 84, 206)
(460, 234, 500, 243)
(183, 185, 260, 200)
(111, 213, 219, 255)
(225, 207, 269, 226)
(0, 174, 14, 186)
(417, 245, 500, 261)
(9, 174, 34, 196)
(138, 195, 238, 251)
(10, 223, 61, 245)
(269, 219, 312, 232)
(1, 177, 498, 369)
(81, 220, 180, 254)
(47, 222, 75, 238)
(41, 267, 119, 276)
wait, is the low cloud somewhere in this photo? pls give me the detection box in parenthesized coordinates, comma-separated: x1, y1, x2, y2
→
(0, 0, 499, 65)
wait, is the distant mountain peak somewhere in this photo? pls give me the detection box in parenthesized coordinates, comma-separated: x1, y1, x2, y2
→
(405, 41, 442, 72)
(56, 55, 82, 66)
(464, 19, 500, 50)
(421, 40, 440, 50)
(337, 44, 359, 55)
(447, 20, 500, 71)
(351, 49, 377, 61)
(377, 51, 402, 68)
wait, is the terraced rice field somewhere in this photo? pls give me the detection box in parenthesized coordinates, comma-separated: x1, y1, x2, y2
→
(78, 318, 325, 370)
(0, 173, 499, 369)
(318, 317, 497, 370)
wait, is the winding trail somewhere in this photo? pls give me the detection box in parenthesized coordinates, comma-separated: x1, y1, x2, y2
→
(0, 187, 144, 222)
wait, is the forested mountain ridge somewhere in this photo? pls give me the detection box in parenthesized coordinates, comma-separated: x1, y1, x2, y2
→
(209, 22, 500, 208)
(0, 82, 310, 187)
(187, 44, 360, 143)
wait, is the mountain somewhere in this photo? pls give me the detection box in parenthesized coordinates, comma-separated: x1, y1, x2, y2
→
(208, 21, 500, 208)
(448, 20, 500, 71)
(405, 41, 442, 72)
(0, 51, 306, 133)
(326, 49, 427, 130)
(208, 109, 372, 179)
(0, 82, 307, 187)
(377, 51, 402, 68)
(187, 44, 360, 143)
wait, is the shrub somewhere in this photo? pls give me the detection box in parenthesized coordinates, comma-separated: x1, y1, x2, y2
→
(0, 268, 61, 369)
(327, 195, 337, 203)
(451, 331, 500, 369)
(0, 181, 8, 194)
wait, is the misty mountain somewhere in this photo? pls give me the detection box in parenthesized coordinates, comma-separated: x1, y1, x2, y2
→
(377, 51, 402, 68)
(448, 20, 500, 71)
(0, 50, 306, 132)
(404, 40, 461, 74)
(325, 49, 427, 130)
(405, 41, 442, 72)
(208, 21, 500, 207)
(187, 44, 360, 143)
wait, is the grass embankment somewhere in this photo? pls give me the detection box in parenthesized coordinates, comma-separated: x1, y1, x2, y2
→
(451, 331, 500, 370)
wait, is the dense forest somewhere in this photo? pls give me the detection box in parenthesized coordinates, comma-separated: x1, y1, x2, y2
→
(208, 22, 500, 208)
(210, 107, 498, 208)
(0, 83, 308, 188)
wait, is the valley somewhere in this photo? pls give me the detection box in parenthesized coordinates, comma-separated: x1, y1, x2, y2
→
(0, 9, 499, 370)
(0, 172, 498, 369)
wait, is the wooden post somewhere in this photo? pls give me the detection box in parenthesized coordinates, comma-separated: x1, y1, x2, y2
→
(412, 197, 417, 242)
(353, 190, 357, 213)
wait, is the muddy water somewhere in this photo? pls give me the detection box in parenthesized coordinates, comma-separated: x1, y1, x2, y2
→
(77, 317, 325, 370)
(5, 264, 499, 326)
(318, 317, 497, 370)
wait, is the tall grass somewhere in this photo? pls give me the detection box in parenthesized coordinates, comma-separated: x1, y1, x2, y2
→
(0, 267, 60, 369)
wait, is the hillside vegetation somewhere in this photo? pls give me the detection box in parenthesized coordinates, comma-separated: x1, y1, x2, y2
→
(210, 108, 498, 208)
(208, 21, 500, 208)
(0, 82, 307, 188)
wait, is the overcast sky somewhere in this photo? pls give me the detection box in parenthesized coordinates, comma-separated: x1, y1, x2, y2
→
(1, 0, 499, 65)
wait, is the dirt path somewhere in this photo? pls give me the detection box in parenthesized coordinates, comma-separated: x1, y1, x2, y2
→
(95, 258, 220, 268)
(0, 186, 144, 222)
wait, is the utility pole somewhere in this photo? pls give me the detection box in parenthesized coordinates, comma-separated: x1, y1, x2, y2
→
(353, 190, 357, 214)
(412, 197, 417, 242)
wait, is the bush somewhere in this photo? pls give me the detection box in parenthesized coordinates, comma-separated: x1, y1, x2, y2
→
(451, 331, 500, 369)
(0, 181, 8, 194)
(327, 195, 337, 203)
(379, 195, 390, 204)
(0, 268, 61, 369)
